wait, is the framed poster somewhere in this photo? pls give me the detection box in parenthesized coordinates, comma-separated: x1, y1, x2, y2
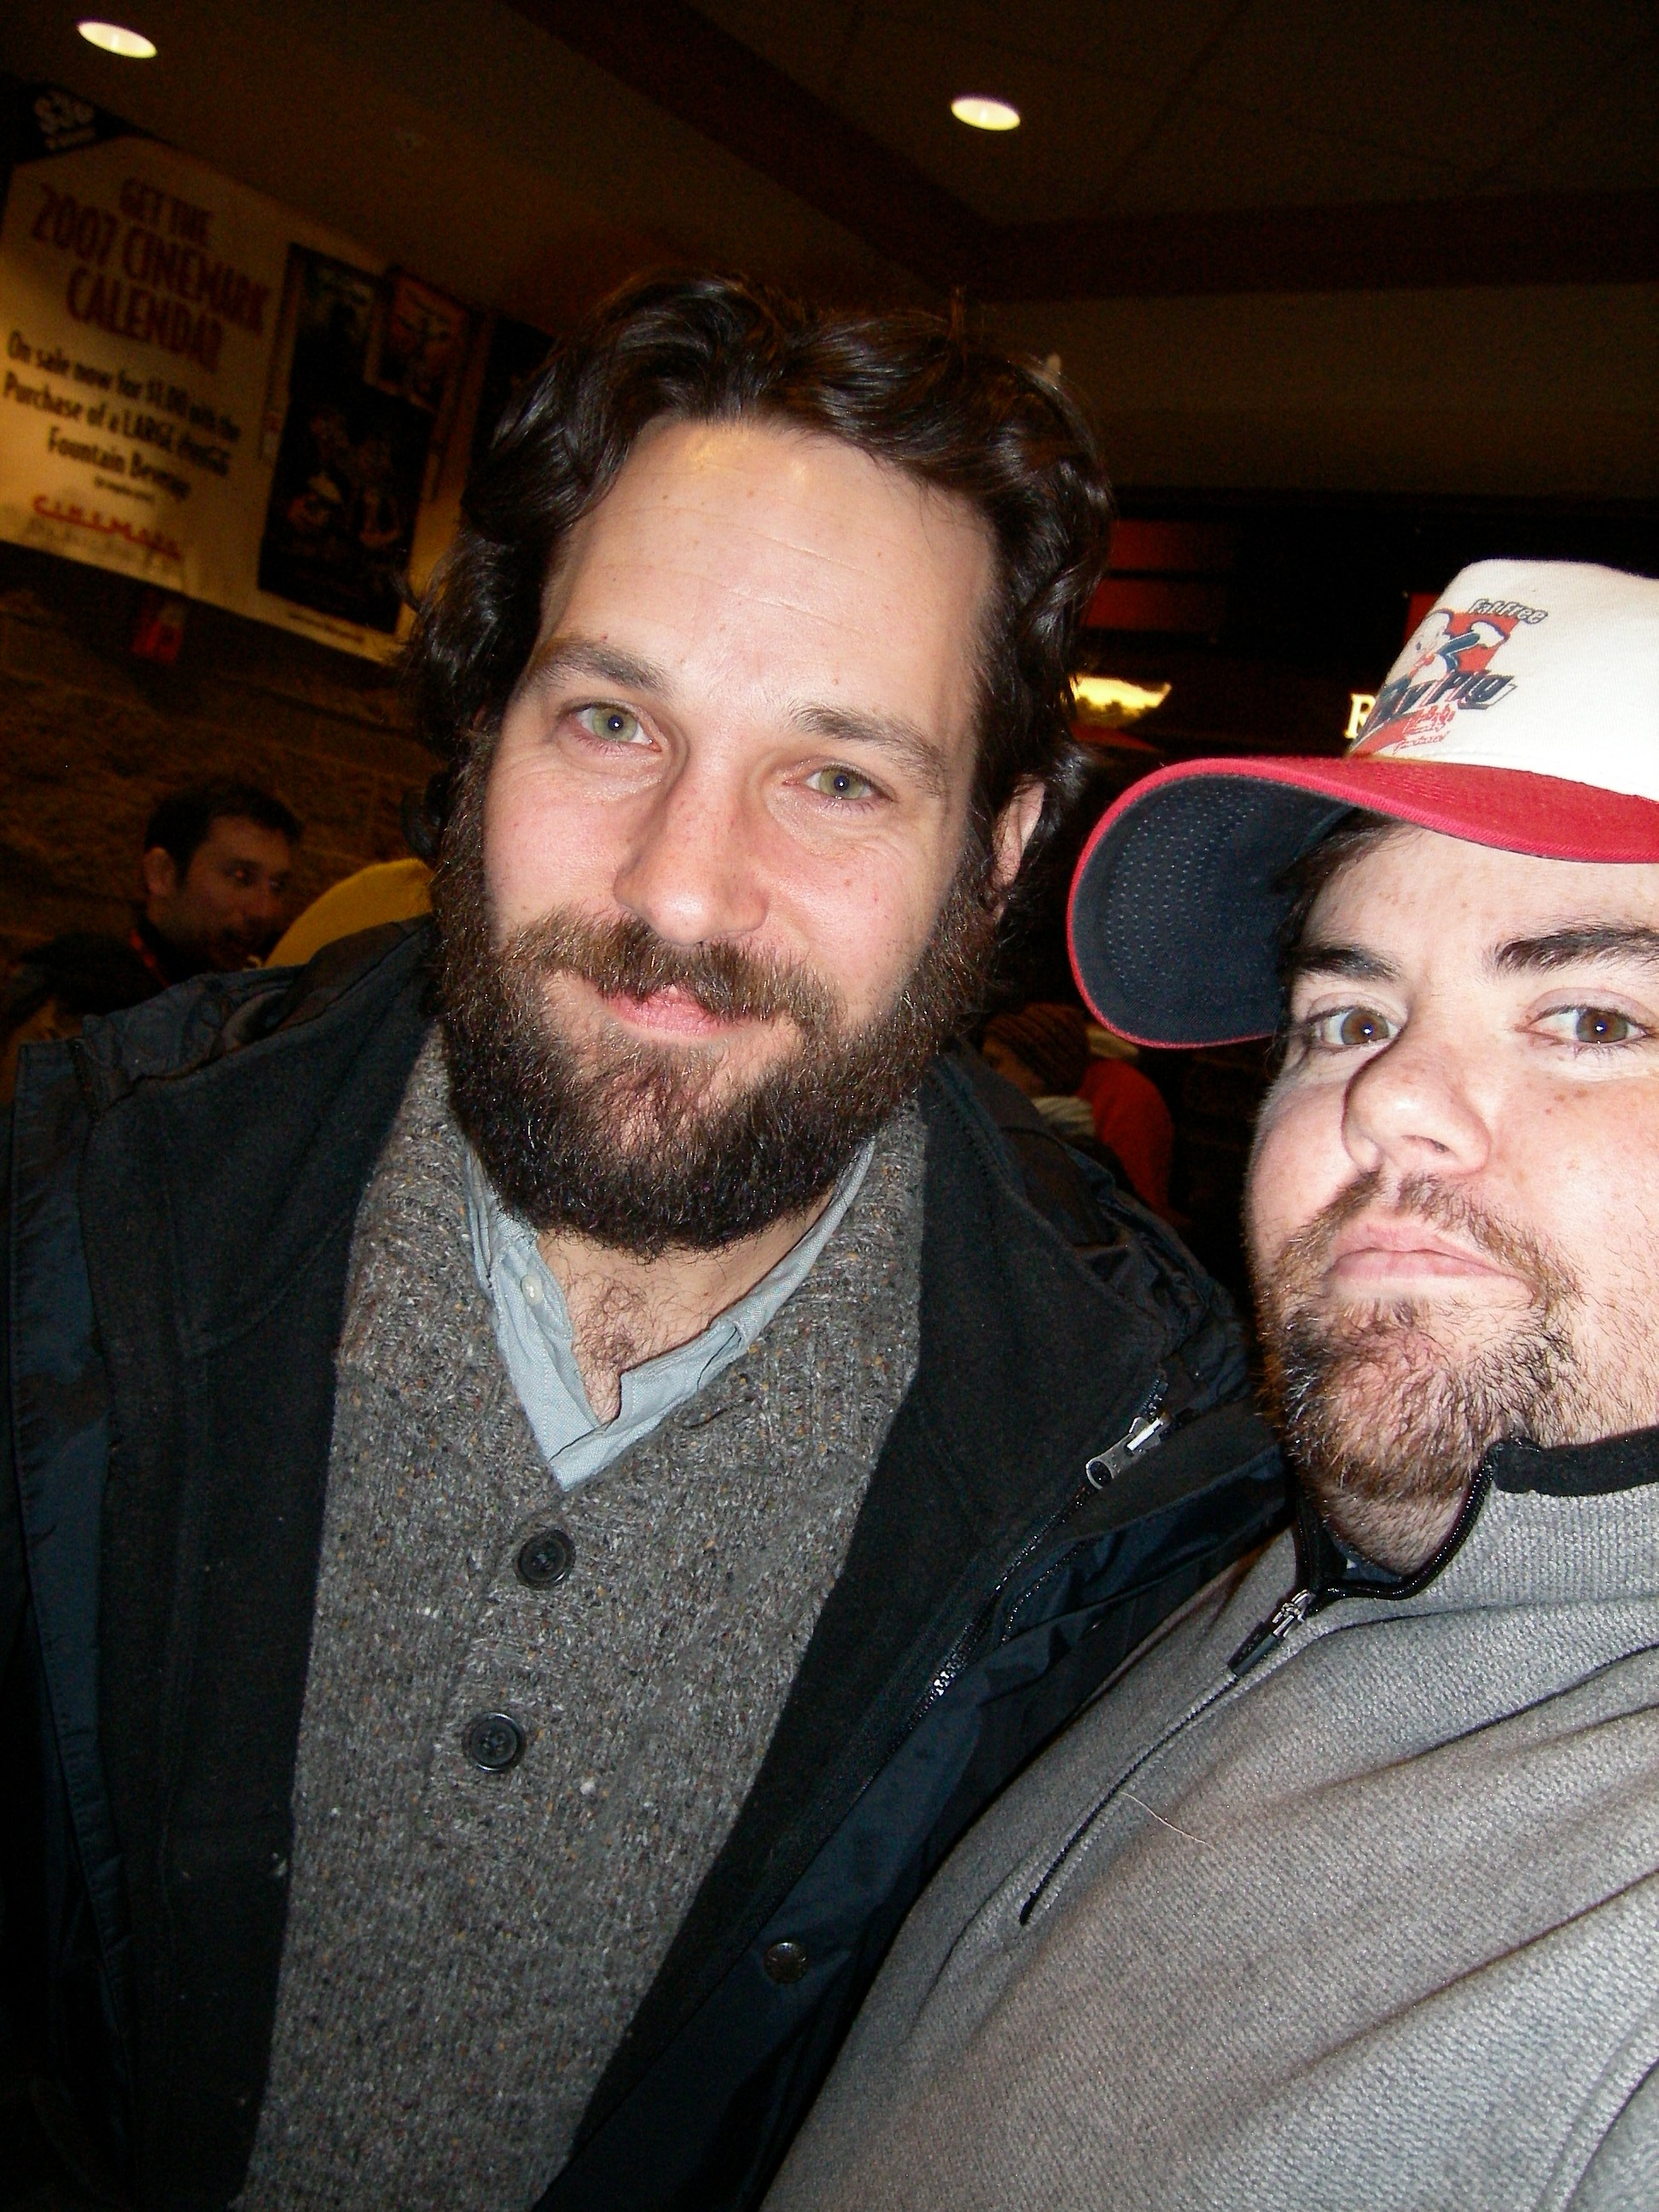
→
(255, 249, 434, 634)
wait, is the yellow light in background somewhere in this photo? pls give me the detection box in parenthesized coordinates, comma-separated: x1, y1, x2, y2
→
(1071, 675, 1172, 726)
(951, 96, 1021, 131)
(78, 20, 157, 55)
(1346, 692, 1377, 742)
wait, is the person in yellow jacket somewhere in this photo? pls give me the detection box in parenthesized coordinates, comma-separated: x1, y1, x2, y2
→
(268, 854, 433, 967)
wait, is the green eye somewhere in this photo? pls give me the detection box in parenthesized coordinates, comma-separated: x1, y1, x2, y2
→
(806, 765, 876, 801)
(576, 704, 643, 745)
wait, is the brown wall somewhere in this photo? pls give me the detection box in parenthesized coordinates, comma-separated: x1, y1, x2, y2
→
(996, 282, 1659, 502)
(0, 540, 436, 970)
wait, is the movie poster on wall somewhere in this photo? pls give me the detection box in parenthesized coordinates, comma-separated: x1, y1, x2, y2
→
(0, 83, 471, 659)
(255, 250, 437, 635)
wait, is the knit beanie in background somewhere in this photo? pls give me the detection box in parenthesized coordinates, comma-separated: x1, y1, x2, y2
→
(981, 1002, 1091, 1096)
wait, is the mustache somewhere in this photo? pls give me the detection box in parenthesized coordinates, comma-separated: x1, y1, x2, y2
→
(1262, 1169, 1580, 1309)
(504, 907, 842, 1039)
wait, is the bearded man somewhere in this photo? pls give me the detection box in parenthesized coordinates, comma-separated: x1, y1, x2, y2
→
(0, 277, 1282, 2212)
(769, 558, 1659, 2212)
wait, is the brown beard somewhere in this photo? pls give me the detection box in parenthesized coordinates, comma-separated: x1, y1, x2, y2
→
(430, 749, 1001, 1254)
(1254, 1172, 1586, 1571)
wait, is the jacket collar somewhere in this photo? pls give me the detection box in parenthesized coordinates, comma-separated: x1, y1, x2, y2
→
(1291, 1422, 1659, 1619)
(32, 919, 1255, 2194)
(1488, 1426, 1659, 1498)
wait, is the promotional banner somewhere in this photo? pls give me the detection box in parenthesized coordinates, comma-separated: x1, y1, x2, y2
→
(0, 83, 474, 658)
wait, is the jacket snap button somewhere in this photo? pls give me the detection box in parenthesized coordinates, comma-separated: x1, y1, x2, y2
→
(763, 1939, 808, 1985)
(463, 1712, 525, 1772)
(515, 1528, 575, 1589)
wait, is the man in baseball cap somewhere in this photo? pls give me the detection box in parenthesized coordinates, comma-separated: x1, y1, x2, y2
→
(765, 560, 1659, 2212)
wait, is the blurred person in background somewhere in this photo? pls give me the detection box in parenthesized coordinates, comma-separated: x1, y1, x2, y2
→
(266, 774, 443, 969)
(0, 274, 1281, 2212)
(1080, 1022, 1175, 1214)
(981, 998, 1173, 1211)
(266, 854, 432, 967)
(980, 998, 1091, 1112)
(133, 777, 301, 985)
(0, 931, 155, 1107)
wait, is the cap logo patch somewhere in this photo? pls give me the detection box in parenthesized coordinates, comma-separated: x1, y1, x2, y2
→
(1352, 596, 1548, 756)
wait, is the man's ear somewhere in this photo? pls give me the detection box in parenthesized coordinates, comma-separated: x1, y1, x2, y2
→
(990, 778, 1046, 896)
(141, 847, 179, 904)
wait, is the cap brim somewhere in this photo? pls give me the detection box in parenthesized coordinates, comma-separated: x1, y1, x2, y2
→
(1068, 756, 1659, 1049)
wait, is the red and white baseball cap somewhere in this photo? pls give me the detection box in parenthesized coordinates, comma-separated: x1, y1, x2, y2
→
(1068, 559, 1659, 1048)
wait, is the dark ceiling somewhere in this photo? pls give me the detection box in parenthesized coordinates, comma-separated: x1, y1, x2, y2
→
(702, 0, 1658, 224)
(529, 0, 1659, 294)
(3, 0, 1653, 499)
(6, 0, 1656, 307)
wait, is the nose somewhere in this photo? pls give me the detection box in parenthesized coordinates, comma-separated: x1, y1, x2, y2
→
(1341, 1019, 1493, 1185)
(612, 754, 768, 947)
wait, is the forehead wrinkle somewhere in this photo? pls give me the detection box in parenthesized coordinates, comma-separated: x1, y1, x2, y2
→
(658, 425, 980, 550)
(628, 491, 876, 578)
(630, 475, 990, 607)
(707, 515, 888, 579)
(1491, 924, 1659, 976)
(700, 578, 889, 632)
(713, 492, 995, 597)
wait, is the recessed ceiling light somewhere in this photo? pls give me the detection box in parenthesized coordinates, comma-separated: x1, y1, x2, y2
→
(952, 95, 1020, 132)
(77, 21, 157, 58)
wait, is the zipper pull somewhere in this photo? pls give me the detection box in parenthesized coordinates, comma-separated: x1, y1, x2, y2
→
(1085, 1382, 1170, 1489)
(1228, 1585, 1316, 1677)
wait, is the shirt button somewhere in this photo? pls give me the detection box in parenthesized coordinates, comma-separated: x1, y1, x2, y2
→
(521, 1275, 543, 1304)
(763, 1939, 808, 1985)
(462, 1712, 526, 1772)
(515, 1528, 576, 1589)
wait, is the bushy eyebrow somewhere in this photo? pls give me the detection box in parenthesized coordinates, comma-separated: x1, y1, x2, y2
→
(1284, 941, 1401, 988)
(520, 636, 669, 695)
(1493, 925, 1659, 975)
(789, 702, 952, 798)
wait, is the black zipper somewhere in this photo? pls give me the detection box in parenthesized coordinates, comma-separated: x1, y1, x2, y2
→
(1084, 1373, 1170, 1487)
(1226, 1580, 1334, 1677)
(900, 1370, 1178, 1738)
(1229, 1461, 1495, 1678)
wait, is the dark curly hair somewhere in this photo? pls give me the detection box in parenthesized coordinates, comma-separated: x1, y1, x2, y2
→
(404, 271, 1114, 892)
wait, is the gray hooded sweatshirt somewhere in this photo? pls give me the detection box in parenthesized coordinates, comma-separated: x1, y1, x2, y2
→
(766, 1430, 1659, 2212)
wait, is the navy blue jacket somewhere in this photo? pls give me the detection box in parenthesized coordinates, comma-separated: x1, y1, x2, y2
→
(1, 923, 1285, 2210)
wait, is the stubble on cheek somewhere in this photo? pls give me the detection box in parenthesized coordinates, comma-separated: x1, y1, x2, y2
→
(1248, 1169, 1593, 1571)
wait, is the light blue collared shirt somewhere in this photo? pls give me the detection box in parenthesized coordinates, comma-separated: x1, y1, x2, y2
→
(463, 1144, 875, 1492)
